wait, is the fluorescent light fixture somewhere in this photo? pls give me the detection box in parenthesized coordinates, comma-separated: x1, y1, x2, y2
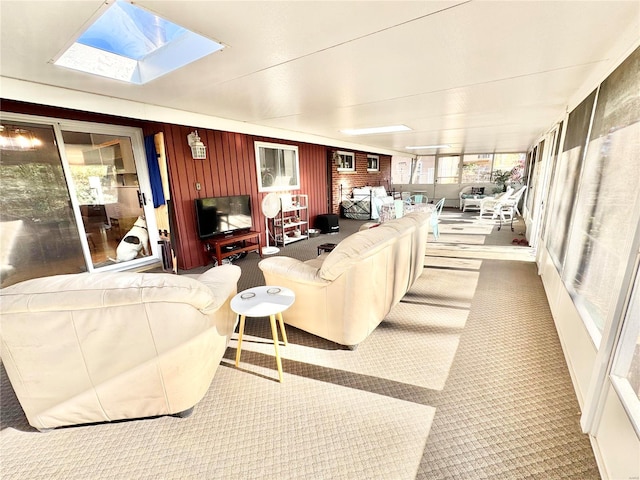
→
(405, 144, 451, 149)
(340, 125, 411, 136)
(54, 0, 224, 84)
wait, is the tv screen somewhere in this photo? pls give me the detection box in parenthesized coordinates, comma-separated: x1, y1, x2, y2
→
(195, 195, 252, 239)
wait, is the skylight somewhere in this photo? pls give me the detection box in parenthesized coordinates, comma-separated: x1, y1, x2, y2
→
(54, 0, 224, 84)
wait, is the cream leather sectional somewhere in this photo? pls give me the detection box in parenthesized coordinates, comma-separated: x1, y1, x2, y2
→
(258, 212, 430, 348)
(0, 265, 240, 431)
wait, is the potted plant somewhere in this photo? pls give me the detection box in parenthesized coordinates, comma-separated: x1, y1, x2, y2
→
(491, 170, 512, 193)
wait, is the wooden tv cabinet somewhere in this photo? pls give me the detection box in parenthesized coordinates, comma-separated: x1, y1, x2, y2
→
(202, 230, 262, 266)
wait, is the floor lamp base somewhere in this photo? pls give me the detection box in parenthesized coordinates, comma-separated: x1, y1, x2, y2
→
(262, 246, 280, 255)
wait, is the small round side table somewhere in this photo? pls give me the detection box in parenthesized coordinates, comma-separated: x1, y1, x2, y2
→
(230, 286, 295, 382)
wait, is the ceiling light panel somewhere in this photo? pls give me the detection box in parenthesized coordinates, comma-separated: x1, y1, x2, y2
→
(340, 125, 411, 136)
(405, 145, 451, 150)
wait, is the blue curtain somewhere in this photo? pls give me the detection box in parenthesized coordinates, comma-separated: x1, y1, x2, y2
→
(144, 135, 165, 208)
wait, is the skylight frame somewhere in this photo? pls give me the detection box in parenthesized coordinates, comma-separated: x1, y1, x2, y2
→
(52, 0, 224, 85)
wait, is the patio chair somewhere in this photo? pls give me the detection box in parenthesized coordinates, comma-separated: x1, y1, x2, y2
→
(479, 186, 514, 219)
(431, 197, 445, 241)
(406, 194, 428, 205)
(497, 185, 527, 231)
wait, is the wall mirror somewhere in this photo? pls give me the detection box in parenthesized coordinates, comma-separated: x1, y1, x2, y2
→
(255, 141, 300, 192)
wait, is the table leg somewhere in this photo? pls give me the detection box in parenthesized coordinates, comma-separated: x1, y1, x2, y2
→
(235, 315, 246, 367)
(277, 312, 288, 345)
(269, 314, 284, 382)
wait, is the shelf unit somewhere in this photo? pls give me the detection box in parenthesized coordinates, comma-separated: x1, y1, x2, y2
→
(272, 194, 309, 246)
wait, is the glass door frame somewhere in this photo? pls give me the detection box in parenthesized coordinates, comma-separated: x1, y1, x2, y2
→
(2, 111, 160, 273)
(433, 154, 461, 202)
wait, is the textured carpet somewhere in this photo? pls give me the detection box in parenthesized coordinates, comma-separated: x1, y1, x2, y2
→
(0, 210, 600, 479)
(0, 365, 434, 479)
(230, 262, 477, 391)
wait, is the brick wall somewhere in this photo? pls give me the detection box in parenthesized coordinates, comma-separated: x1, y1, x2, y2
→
(330, 151, 392, 215)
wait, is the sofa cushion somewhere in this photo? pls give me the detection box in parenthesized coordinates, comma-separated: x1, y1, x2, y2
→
(319, 227, 396, 281)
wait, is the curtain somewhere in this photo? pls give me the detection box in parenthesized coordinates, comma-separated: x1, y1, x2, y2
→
(144, 135, 165, 208)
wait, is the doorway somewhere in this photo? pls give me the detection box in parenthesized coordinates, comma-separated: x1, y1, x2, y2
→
(0, 113, 159, 287)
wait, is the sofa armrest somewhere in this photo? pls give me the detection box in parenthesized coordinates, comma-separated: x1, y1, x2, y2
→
(258, 257, 329, 286)
(192, 264, 241, 313)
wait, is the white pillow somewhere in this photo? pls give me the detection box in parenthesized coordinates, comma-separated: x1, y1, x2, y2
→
(352, 187, 371, 198)
(371, 186, 387, 197)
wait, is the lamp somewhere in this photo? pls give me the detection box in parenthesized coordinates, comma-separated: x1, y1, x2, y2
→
(187, 130, 206, 159)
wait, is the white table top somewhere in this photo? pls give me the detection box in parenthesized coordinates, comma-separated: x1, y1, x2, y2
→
(230, 286, 295, 317)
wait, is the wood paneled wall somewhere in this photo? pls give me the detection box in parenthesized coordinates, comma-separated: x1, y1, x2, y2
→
(3, 99, 390, 271)
(153, 124, 330, 269)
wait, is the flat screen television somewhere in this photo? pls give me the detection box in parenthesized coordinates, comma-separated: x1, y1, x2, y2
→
(195, 195, 253, 239)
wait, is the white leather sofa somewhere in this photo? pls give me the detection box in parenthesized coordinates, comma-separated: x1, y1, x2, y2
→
(258, 212, 430, 347)
(0, 265, 241, 431)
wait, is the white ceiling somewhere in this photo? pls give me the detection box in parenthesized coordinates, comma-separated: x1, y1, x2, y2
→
(1, 1, 639, 156)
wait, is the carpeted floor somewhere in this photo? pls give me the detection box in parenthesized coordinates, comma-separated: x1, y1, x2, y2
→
(0, 209, 600, 479)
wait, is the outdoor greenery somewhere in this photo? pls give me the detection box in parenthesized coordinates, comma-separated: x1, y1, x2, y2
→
(1, 163, 72, 221)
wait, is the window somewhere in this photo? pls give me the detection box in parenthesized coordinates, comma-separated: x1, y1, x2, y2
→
(561, 49, 640, 342)
(436, 156, 460, 184)
(391, 156, 412, 184)
(367, 155, 379, 172)
(336, 151, 355, 172)
(610, 265, 640, 436)
(492, 153, 526, 180)
(255, 141, 300, 192)
(462, 154, 493, 183)
(413, 156, 435, 184)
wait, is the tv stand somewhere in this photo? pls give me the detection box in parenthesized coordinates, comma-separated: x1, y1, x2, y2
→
(203, 230, 262, 266)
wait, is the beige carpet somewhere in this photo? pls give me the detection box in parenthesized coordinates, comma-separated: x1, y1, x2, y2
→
(230, 264, 477, 391)
(0, 211, 600, 479)
(1, 365, 435, 479)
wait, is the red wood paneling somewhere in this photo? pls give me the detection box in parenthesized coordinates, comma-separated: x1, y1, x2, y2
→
(155, 128, 330, 269)
(2, 99, 389, 270)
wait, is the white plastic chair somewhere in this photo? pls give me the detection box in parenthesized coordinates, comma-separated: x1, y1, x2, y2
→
(479, 187, 514, 219)
(497, 186, 527, 231)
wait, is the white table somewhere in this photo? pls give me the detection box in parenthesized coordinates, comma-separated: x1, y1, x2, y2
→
(230, 286, 295, 382)
(461, 195, 484, 212)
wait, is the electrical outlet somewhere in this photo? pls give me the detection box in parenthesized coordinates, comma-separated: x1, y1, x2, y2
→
(195, 182, 201, 191)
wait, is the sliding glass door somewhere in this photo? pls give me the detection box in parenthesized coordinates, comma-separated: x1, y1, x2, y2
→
(61, 129, 152, 268)
(0, 120, 86, 286)
(0, 113, 158, 287)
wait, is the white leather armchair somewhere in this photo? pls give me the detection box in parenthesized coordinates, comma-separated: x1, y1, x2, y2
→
(0, 265, 241, 431)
